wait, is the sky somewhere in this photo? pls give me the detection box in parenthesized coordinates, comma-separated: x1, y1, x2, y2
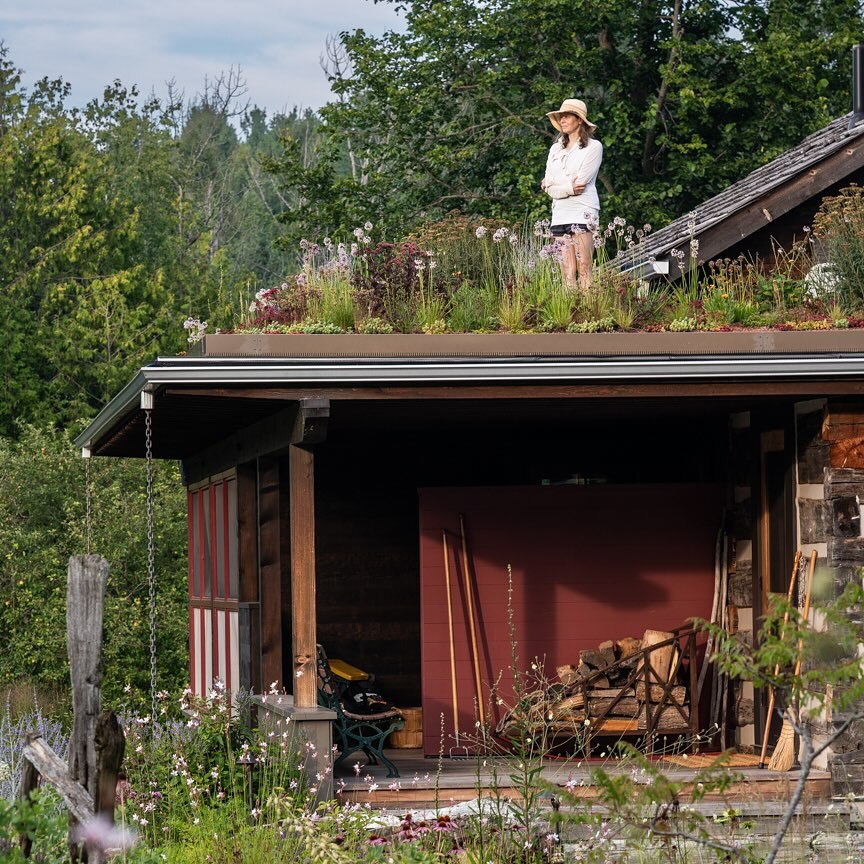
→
(1, 0, 405, 116)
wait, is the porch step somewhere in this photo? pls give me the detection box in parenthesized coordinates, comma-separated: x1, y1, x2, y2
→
(337, 748, 832, 810)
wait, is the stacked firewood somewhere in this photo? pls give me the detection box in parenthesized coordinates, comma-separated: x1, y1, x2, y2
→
(552, 630, 689, 732)
(496, 630, 691, 741)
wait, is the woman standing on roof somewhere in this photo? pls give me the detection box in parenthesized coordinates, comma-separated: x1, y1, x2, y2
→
(541, 98, 603, 291)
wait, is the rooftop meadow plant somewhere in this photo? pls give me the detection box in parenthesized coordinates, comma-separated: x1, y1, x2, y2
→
(238, 215, 660, 336)
(813, 183, 864, 310)
(212, 186, 864, 339)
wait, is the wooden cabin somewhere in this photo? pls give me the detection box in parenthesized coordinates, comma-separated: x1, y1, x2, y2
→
(76, 330, 864, 785)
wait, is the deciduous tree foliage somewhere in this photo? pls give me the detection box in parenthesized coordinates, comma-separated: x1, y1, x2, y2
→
(0, 47, 295, 436)
(0, 46, 298, 700)
(0, 427, 188, 703)
(268, 0, 862, 240)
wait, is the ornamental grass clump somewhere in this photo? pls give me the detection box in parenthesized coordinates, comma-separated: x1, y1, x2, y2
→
(813, 183, 864, 310)
(701, 255, 762, 328)
(405, 212, 510, 295)
(539, 282, 577, 331)
(300, 235, 360, 331)
(754, 239, 811, 314)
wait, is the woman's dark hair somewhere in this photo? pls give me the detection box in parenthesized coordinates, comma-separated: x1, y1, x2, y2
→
(559, 118, 592, 149)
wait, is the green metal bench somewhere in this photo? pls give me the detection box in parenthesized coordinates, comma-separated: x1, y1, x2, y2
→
(316, 645, 404, 778)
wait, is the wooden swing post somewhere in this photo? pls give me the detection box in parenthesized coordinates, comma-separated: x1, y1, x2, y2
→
(18, 555, 125, 862)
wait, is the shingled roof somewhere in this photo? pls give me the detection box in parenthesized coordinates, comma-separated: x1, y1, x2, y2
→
(619, 113, 864, 277)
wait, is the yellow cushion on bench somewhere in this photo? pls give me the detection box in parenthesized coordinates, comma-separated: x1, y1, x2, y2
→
(328, 658, 370, 682)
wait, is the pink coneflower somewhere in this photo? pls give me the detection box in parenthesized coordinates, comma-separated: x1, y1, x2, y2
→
(74, 816, 137, 852)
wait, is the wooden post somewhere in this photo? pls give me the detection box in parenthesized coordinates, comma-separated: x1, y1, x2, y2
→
(688, 631, 699, 753)
(67, 554, 108, 862)
(237, 462, 261, 695)
(21, 735, 95, 823)
(258, 457, 283, 691)
(290, 443, 317, 707)
(17, 755, 39, 857)
(94, 711, 124, 819)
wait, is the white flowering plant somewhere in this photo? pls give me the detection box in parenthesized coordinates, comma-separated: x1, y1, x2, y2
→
(119, 682, 310, 850)
(221, 209, 864, 336)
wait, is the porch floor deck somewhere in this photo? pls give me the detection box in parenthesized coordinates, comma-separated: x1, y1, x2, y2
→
(335, 748, 832, 809)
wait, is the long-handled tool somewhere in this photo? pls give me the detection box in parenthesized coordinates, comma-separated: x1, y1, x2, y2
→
(768, 550, 816, 771)
(710, 533, 731, 739)
(697, 525, 725, 701)
(718, 533, 731, 749)
(459, 514, 486, 732)
(443, 530, 469, 758)
(758, 550, 801, 768)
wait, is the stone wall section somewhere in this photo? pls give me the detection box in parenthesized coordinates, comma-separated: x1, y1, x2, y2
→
(800, 400, 864, 790)
(794, 401, 831, 769)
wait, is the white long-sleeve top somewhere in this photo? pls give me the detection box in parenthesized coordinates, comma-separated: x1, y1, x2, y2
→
(543, 137, 603, 226)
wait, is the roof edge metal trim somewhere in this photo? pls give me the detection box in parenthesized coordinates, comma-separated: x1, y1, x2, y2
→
(74, 369, 147, 451)
(75, 353, 864, 455)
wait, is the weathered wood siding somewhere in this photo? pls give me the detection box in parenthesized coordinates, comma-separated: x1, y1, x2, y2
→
(314, 451, 420, 707)
(311, 408, 729, 713)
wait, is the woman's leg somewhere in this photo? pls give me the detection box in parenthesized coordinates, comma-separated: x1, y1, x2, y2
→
(561, 237, 580, 289)
(574, 230, 594, 290)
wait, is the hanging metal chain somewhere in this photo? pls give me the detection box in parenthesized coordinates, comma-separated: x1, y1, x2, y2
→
(145, 407, 158, 729)
(84, 455, 92, 555)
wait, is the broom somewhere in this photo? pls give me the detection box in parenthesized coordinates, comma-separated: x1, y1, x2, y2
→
(758, 550, 801, 768)
(767, 550, 816, 772)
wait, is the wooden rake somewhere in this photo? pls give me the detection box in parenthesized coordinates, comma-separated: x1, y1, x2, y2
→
(443, 529, 469, 758)
(459, 514, 487, 737)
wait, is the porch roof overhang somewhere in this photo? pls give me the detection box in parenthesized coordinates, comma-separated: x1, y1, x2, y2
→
(75, 331, 864, 460)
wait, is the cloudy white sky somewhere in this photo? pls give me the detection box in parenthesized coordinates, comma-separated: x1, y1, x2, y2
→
(1, 0, 405, 115)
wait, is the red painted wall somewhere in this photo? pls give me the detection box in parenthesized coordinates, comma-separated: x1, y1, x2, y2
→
(418, 484, 725, 754)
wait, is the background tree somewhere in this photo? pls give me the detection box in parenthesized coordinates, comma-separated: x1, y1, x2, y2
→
(0, 46, 302, 703)
(0, 426, 188, 703)
(266, 0, 863, 241)
(0, 48, 297, 436)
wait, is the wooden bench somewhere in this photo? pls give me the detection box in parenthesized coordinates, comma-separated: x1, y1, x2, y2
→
(315, 645, 405, 778)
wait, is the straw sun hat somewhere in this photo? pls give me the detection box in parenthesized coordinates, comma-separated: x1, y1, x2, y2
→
(546, 98, 597, 132)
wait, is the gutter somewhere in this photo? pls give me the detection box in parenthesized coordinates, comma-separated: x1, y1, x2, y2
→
(142, 354, 864, 381)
